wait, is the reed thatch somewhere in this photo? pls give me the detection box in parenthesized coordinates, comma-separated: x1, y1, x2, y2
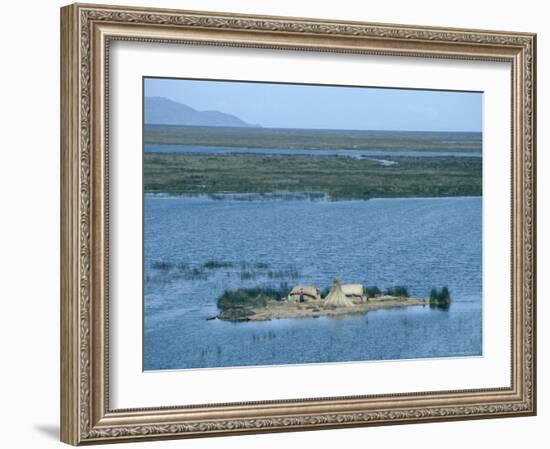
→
(324, 277, 354, 307)
(288, 285, 320, 302)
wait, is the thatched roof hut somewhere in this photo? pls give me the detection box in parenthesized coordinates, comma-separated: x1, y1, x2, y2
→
(288, 285, 320, 302)
(341, 284, 368, 303)
(341, 284, 365, 299)
(324, 277, 354, 307)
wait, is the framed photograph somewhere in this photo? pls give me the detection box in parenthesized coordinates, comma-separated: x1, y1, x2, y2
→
(60, 3, 537, 445)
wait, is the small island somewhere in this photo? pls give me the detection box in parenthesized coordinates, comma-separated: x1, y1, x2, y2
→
(215, 278, 450, 321)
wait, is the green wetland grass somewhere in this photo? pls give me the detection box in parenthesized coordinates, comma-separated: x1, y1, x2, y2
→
(148, 259, 301, 283)
(144, 125, 482, 153)
(144, 152, 482, 200)
(203, 260, 235, 269)
(217, 284, 291, 310)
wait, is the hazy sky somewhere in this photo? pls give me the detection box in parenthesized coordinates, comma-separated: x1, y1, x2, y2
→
(144, 77, 482, 132)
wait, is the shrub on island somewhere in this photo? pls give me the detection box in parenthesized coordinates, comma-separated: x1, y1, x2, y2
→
(365, 286, 382, 298)
(429, 286, 451, 309)
(384, 286, 410, 297)
(217, 285, 291, 310)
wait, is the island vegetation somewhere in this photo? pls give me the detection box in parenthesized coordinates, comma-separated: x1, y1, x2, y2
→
(144, 152, 481, 200)
(429, 286, 452, 309)
(215, 283, 450, 321)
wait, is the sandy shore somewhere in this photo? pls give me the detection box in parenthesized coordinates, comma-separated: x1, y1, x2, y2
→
(216, 296, 429, 321)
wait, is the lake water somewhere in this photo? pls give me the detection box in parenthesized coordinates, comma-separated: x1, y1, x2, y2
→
(144, 195, 482, 371)
(144, 144, 482, 160)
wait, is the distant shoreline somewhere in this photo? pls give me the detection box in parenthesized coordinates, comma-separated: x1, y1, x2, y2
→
(145, 123, 482, 135)
(144, 125, 482, 153)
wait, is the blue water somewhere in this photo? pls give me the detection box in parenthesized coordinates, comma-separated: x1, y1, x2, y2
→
(144, 196, 482, 370)
(144, 144, 481, 160)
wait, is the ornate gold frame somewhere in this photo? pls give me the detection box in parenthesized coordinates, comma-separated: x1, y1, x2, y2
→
(60, 3, 536, 445)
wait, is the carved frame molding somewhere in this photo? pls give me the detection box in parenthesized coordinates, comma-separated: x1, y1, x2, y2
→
(61, 3, 536, 445)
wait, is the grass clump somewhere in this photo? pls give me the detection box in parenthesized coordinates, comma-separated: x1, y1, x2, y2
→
(203, 260, 235, 269)
(217, 284, 291, 310)
(253, 262, 270, 269)
(267, 268, 301, 279)
(429, 286, 451, 309)
(217, 289, 268, 310)
(151, 260, 173, 270)
(365, 286, 382, 298)
(385, 286, 410, 297)
(181, 266, 208, 280)
(239, 261, 270, 270)
(240, 271, 257, 280)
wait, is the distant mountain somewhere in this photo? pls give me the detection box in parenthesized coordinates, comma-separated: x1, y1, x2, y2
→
(144, 96, 260, 128)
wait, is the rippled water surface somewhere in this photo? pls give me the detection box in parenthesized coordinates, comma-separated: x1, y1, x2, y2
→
(144, 196, 482, 370)
(145, 143, 482, 159)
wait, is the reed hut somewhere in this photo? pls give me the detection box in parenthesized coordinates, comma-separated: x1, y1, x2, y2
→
(341, 284, 368, 303)
(288, 285, 321, 302)
(324, 277, 354, 307)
